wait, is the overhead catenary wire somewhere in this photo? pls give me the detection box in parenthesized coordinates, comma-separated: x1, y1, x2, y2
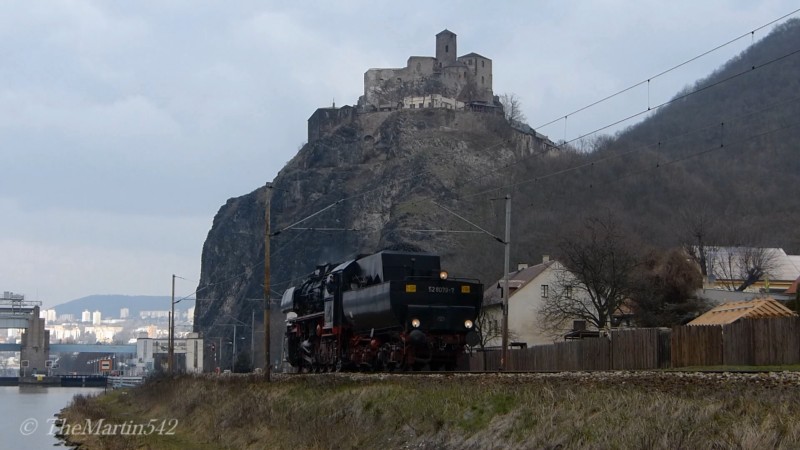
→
(534, 7, 800, 130)
(561, 120, 800, 203)
(459, 91, 800, 201)
(453, 45, 800, 201)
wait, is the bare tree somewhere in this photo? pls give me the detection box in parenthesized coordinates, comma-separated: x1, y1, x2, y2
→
(707, 246, 778, 291)
(473, 306, 502, 350)
(540, 215, 642, 331)
(499, 93, 527, 125)
(573, 135, 615, 154)
(680, 210, 779, 291)
(680, 209, 719, 277)
(474, 305, 518, 349)
(473, 304, 518, 369)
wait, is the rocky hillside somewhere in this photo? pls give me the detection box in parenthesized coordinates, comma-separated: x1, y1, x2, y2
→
(195, 19, 800, 367)
(194, 109, 544, 366)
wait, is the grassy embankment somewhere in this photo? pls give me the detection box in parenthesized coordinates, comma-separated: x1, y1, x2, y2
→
(61, 371, 800, 449)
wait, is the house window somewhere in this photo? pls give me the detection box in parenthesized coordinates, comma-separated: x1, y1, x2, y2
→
(468, 59, 472, 65)
(418, 103, 423, 108)
(541, 285, 549, 298)
(410, 104, 415, 109)
(565, 287, 573, 299)
(428, 102, 432, 108)
(481, 76, 485, 84)
(445, 45, 449, 53)
(482, 60, 485, 68)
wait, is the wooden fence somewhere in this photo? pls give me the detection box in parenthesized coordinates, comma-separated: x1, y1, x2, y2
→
(469, 318, 800, 371)
(469, 328, 670, 371)
(671, 317, 800, 367)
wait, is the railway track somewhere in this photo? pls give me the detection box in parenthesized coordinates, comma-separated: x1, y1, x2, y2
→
(278, 368, 793, 376)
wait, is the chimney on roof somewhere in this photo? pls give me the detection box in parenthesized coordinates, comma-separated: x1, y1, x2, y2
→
(517, 263, 528, 271)
(542, 255, 550, 263)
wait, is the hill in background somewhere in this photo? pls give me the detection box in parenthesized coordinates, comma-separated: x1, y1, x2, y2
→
(51, 295, 190, 319)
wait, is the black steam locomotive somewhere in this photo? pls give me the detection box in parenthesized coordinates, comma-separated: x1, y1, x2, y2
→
(281, 251, 482, 371)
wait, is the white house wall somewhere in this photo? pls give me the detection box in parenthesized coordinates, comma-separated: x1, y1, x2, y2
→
(482, 261, 569, 348)
(507, 263, 563, 346)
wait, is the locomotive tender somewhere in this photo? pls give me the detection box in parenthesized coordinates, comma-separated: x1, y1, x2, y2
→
(281, 251, 482, 371)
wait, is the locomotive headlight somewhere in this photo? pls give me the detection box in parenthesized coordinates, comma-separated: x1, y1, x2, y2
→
(411, 318, 421, 328)
(464, 319, 474, 329)
(439, 271, 449, 280)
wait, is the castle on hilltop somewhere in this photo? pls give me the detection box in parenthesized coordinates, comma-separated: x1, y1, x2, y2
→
(358, 30, 496, 112)
(308, 29, 559, 154)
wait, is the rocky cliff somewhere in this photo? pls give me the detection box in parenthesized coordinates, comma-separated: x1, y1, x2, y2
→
(194, 109, 548, 368)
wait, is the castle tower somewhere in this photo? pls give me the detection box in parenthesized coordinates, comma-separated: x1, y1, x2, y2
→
(436, 29, 457, 65)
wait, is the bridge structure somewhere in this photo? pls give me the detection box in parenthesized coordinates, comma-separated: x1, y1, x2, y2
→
(0, 343, 136, 353)
(0, 295, 50, 376)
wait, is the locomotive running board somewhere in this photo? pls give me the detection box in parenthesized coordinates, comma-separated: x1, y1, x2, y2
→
(290, 311, 325, 322)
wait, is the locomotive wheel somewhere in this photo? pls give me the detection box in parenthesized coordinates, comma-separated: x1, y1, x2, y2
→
(428, 362, 441, 372)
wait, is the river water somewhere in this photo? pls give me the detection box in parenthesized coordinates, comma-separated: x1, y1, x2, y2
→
(0, 385, 105, 449)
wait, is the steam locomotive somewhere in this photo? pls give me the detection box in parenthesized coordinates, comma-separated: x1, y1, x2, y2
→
(281, 251, 482, 371)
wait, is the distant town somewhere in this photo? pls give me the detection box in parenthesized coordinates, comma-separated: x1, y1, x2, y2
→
(0, 292, 194, 377)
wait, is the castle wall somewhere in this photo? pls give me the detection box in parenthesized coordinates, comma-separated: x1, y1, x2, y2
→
(510, 126, 559, 156)
(362, 31, 493, 111)
(403, 94, 464, 110)
(307, 106, 356, 143)
(458, 54, 493, 103)
(363, 56, 439, 110)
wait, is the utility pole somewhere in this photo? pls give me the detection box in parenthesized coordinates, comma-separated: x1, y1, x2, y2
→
(500, 194, 511, 371)
(250, 309, 255, 371)
(168, 274, 175, 375)
(218, 336, 223, 370)
(232, 324, 237, 372)
(263, 182, 272, 381)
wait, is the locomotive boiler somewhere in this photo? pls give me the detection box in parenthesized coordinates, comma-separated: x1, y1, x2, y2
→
(281, 251, 482, 371)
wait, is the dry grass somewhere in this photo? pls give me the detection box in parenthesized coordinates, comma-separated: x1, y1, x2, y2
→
(60, 371, 800, 449)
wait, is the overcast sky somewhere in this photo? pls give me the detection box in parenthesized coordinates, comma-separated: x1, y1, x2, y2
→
(1, 1, 797, 308)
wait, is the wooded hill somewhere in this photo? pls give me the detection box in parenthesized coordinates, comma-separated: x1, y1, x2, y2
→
(502, 18, 800, 260)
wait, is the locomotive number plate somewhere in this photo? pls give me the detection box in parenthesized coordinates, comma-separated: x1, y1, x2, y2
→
(428, 286, 455, 294)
